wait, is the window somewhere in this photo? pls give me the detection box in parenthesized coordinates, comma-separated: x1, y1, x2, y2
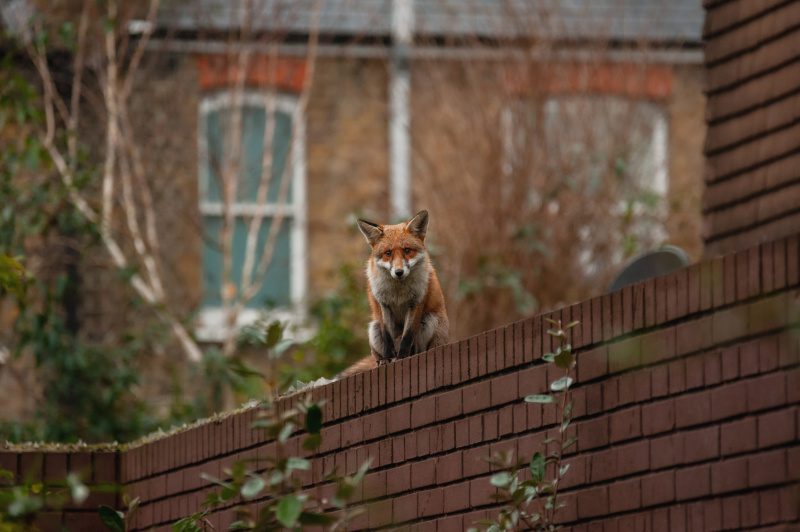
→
(502, 96, 669, 273)
(197, 91, 306, 341)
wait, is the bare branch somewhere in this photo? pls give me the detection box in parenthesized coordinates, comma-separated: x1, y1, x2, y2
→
(120, 0, 161, 100)
(218, 0, 254, 343)
(119, 149, 164, 298)
(101, 0, 119, 235)
(23, 1, 202, 363)
(246, 0, 322, 297)
(240, 44, 280, 298)
(220, 0, 323, 356)
(67, 0, 90, 164)
(118, 104, 162, 260)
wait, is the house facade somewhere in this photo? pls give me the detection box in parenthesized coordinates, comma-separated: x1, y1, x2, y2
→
(78, 0, 707, 342)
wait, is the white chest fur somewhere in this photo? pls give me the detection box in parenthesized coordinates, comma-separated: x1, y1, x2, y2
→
(368, 260, 430, 327)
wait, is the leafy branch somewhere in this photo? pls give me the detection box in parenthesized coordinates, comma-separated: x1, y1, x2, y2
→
(170, 397, 368, 531)
(475, 319, 579, 531)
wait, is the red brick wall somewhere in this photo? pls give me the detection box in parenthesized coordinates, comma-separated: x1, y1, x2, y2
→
(0, 450, 119, 531)
(5, 234, 798, 530)
(702, 1, 800, 255)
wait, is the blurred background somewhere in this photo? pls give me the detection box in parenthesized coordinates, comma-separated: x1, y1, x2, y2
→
(0, 0, 704, 444)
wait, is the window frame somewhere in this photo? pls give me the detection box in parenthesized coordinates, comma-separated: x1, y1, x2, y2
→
(196, 90, 307, 342)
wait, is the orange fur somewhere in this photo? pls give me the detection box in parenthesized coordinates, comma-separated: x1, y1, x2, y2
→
(340, 211, 449, 377)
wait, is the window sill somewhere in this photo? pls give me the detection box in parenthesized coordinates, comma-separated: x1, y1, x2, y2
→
(195, 307, 310, 344)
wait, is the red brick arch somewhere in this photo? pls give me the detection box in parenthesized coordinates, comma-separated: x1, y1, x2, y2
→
(196, 54, 307, 93)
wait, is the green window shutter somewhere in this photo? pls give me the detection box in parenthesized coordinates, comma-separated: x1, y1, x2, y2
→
(202, 105, 293, 204)
(240, 106, 293, 204)
(202, 217, 292, 309)
(200, 100, 295, 310)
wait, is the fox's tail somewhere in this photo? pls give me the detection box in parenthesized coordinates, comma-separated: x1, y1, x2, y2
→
(337, 355, 377, 379)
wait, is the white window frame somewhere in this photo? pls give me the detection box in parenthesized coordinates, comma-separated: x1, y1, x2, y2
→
(196, 90, 307, 342)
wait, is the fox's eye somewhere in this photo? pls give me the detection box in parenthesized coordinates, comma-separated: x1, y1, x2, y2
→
(403, 248, 412, 254)
(384, 250, 392, 258)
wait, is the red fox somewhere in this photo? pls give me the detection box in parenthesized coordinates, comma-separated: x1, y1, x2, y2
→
(340, 210, 449, 376)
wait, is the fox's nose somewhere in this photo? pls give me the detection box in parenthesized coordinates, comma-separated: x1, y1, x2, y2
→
(394, 269, 405, 278)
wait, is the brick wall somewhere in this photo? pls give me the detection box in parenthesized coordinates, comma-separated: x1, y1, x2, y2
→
(702, 1, 800, 255)
(0, 449, 119, 530)
(6, 233, 798, 530)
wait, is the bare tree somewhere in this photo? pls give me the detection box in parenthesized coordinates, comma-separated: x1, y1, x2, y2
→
(20, 0, 323, 363)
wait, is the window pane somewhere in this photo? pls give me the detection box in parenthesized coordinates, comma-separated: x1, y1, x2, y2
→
(542, 97, 666, 197)
(202, 216, 292, 309)
(201, 104, 293, 205)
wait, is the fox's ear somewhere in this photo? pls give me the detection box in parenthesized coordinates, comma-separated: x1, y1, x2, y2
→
(405, 210, 429, 240)
(357, 219, 383, 245)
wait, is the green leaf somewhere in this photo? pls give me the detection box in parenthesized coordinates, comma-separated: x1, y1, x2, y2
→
(545, 495, 555, 510)
(240, 476, 265, 499)
(559, 463, 571, 477)
(305, 404, 323, 434)
(172, 513, 206, 532)
(266, 321, 284, 348)
(562, 436, 578, 450)
(278, 421, 295, 443)
(98, 505, 125, 532)
(333, 483, 354, 507)
(353, 457, 372, 484)
(275, 495, 303, 528)
(529, 452, 545, 484)
(0, 254, 27, 299)
(286, 457, 310, 472)
(268, 470, 283, 486)
(274, 338, 295, 355)
(565, 320, 580, 330)
(524, 394, 554, 404)
(302, 433, 322, 451)
(67, 473, 89, 504)
(251, 418, 275, 430)
(490, 472, 513, 488)
(542, 353, 555, 363)
(220, 484, 238, 501)
(550, 376, 573, 391)
(554, 350, 574, 369)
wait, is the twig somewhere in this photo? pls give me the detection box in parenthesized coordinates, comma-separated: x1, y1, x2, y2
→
(101, 0, 119, 234)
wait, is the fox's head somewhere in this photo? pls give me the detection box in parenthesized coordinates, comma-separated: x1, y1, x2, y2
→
(357, 210, 429, 280)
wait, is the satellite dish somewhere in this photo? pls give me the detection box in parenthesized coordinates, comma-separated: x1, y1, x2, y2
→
(608, 245, 689, 292)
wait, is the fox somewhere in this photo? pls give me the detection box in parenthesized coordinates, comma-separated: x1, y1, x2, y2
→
(340, 210, 449, 376)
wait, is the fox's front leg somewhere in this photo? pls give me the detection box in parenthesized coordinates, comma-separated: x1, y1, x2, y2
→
(397, 306, 423, 358)
(369, 320, 396, 361)
(370, 304, 400, 361)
